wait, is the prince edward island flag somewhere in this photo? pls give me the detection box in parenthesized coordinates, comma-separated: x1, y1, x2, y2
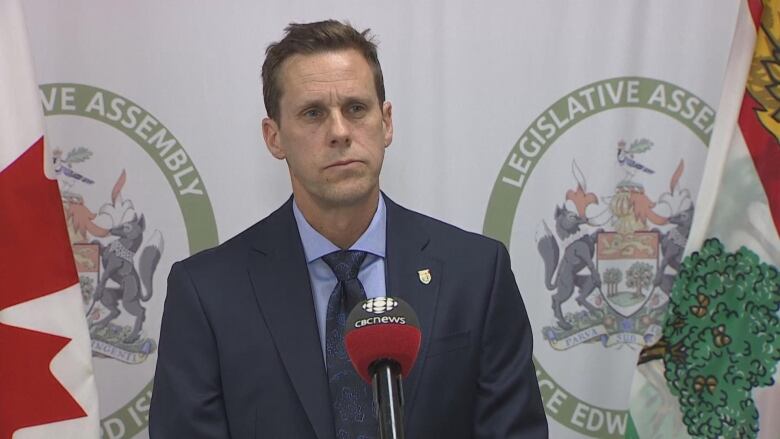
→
(626, 1, 780, 438)
(0, 0, 100, 437)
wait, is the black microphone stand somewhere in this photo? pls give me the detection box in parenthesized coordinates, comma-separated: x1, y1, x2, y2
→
(370, 359, 405, 439)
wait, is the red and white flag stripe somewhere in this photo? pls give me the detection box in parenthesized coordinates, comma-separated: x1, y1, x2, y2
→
(0, 0, 100, 438)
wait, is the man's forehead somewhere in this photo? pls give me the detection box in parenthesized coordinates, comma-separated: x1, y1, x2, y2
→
(277, 50, 375, 98)
(286, 52, 368, 82)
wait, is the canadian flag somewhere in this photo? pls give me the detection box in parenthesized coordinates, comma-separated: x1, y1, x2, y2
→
(0, 1, 100, 438)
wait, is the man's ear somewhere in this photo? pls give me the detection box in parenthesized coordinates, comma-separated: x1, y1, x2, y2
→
(262, 117, 285, 159)
(381, 101, 393, 149)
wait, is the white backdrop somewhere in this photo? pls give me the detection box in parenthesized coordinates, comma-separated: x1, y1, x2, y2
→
(22, 2, 739, 438)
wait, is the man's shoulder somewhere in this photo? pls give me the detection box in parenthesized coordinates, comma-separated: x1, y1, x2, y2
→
(389, 198, 504, 255)
(174, 198, 293, 273)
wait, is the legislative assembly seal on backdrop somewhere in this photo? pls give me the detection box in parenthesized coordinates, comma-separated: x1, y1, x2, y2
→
(41, 83, 218, 438)
(483, 77, 713, 438)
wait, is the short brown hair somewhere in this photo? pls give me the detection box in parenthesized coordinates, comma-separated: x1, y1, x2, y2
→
(262, 20, 385, 121)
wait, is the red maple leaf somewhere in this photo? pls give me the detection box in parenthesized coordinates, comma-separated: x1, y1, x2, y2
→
(0, 324, 87, 438)
(0, 138, 88, 437)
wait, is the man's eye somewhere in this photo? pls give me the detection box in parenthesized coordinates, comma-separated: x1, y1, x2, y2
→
(348, 104, 367, 115)
(303, 109, 322, 119)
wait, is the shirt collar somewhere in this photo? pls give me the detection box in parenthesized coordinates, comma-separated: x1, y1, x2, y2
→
(292, 196, 387, 263)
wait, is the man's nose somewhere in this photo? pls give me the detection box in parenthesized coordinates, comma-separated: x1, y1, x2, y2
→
(328, 112, 351, 146)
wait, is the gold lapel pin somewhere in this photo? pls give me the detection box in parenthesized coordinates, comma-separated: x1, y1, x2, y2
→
(418, 269, 432, 285)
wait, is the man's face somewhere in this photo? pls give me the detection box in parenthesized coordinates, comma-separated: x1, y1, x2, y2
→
(262, 49, 393, 210)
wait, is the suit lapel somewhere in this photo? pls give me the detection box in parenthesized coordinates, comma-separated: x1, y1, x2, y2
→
(384, 195, 442, 421)
(247, 199, 335, 439)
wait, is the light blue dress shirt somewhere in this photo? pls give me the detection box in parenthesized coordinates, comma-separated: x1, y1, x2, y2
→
(292, 197, 387, 362)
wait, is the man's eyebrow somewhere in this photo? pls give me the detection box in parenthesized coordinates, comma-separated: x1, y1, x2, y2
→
(294, 94, 373, 110)
(343, 94, 372, 103)
(294, 98, 326, 111)
(343, 92, 381, 107)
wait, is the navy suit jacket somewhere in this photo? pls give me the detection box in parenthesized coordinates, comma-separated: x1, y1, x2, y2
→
(149, 195, 547, 438)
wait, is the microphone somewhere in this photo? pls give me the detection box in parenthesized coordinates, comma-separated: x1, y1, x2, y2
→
(345, 297, 421, 439)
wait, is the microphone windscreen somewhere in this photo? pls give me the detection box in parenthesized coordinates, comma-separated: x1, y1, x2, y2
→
(344, 297, 421, 383)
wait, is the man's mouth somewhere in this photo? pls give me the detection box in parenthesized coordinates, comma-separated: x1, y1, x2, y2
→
(326, 159, 360, 169)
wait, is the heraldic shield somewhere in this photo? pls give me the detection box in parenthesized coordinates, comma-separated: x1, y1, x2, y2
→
(596, 231, 659, 318)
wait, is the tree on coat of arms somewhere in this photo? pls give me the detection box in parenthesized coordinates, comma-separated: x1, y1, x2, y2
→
(625, 262, 653, 298)
(603, 267, 623, 297)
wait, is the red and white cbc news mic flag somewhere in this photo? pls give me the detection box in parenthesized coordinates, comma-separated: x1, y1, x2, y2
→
(0, 0, 100, 438)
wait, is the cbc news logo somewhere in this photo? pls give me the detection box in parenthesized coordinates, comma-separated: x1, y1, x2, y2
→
(362, 297, 397, 314)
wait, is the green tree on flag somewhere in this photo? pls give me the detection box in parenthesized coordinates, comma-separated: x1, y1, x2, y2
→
(663, 239, 780, 437)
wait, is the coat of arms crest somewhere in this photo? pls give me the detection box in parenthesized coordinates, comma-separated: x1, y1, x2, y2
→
(536, 139, 694, 350)
(57, 147, 164, 364)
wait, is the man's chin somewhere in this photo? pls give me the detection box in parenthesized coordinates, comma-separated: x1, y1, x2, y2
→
(315, 183, 379, 209)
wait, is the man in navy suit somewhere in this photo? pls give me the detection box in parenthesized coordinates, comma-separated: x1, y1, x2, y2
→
(149, 20, 547, 438)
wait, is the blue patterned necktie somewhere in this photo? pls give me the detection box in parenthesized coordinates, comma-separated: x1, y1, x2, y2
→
(322, 250, 377, 439)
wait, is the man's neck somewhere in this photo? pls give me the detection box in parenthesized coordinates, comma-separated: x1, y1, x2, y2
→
(294, 191, 380, 249)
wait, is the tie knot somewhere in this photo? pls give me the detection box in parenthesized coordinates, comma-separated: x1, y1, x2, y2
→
(322, 250, 367, 282)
